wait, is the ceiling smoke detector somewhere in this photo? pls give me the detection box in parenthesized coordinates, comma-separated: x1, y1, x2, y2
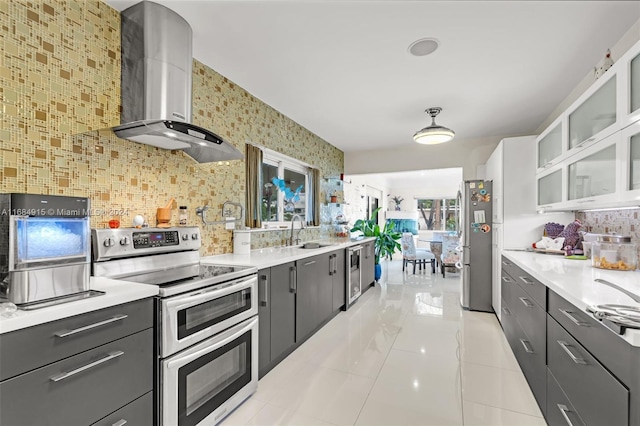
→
(408, 38, 440, 56)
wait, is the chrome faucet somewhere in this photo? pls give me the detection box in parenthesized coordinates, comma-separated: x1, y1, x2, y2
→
(289, 214, 305, 246)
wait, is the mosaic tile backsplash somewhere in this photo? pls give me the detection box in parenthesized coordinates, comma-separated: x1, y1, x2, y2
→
(576, 208, 640, 268)
(0, 0, 343, 255)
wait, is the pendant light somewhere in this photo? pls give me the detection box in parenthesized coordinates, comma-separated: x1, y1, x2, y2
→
(413, 107, 455, 145)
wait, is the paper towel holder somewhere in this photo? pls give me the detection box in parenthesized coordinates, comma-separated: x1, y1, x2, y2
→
(195, 201, 245, 228)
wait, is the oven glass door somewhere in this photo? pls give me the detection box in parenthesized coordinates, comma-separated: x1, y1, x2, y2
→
(163, 317, 258, 426)
(162, 276, 258, 357)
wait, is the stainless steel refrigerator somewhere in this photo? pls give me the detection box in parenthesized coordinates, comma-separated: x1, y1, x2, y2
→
(458, 180, 493, 312)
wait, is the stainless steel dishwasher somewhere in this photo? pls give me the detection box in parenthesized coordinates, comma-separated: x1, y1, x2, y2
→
(346, 245, 362, 309)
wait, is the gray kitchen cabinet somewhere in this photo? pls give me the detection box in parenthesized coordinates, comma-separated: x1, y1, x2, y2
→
(0, 308, 153, 426)
(269, 261, 297, 366)
(296, 254, 325, 342)
(361, 240, 375, 292)
(547, 315, 629, 426)
(92, 391, 153, 426)
(500, 263, 546, 414)
(331, 249, 346, 311)
(546, 368, 586, 426)
(546, 289, 640, 426)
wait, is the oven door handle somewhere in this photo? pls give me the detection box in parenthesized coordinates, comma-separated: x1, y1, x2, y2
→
(165, 276, 257, 311)
(166, 316, 258, 369)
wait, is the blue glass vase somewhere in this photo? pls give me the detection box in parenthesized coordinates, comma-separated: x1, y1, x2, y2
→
(374, 263, 382, 281)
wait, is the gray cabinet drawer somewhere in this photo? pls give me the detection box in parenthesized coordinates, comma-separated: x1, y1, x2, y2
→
(0, 328, 153, 426)
(546, 368, 586, 426)
(508, 275, 546, 362)
(501, 256, 546, 309)
(0, 298, 154, 381)
(502, 308, 546, 414)
(92, 391, 153, 426)
(548, 290, 632, 384)
(547, 315, 628, 426)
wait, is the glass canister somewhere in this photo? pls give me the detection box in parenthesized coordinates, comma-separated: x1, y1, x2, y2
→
(592, 235, 638, 271)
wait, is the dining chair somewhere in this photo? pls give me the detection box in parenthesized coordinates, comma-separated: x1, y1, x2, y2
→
(401, 233, 435, 274)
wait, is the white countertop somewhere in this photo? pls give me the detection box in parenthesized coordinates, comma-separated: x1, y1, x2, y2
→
(0, 277, 158, 335)
(201, 237, 376, 269)
(502, 250, 640, 346)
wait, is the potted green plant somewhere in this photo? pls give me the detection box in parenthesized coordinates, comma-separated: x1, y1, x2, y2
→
(350, 207, 401, 281)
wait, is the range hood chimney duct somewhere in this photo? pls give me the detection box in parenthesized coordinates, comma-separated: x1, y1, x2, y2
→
(110, 1, 242, 163)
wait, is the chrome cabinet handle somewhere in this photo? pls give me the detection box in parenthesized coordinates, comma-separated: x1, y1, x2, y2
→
(329, 254, 333, 276)
(575, 137, 595, 148)
(333, 254, 338, 274)
(557, 340, 587, 365)
(54, 315, 128, 338)
(502, 307, 511, 316)
(559, 309, 590, 327)
(542, 162, 553, 169)
(303, 260, 316, 266)
(518, 276, 534, 285)
(260, 274, 268, 307)
(112, 420, 127, 426)
(50, 351, 124, 382)
(520, 339, 534, 354)
(501, 260, 511, 266)
(501, 276, 514, 283)
(289, 266, 296, 293)
(557, 404, 575, 426)
(519, 297, 534, 308)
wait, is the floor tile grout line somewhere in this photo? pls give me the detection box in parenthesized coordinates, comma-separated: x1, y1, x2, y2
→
(352, 279, 405, 426)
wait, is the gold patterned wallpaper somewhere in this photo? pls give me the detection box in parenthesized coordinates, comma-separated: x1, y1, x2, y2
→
(0, 0, 344, 255)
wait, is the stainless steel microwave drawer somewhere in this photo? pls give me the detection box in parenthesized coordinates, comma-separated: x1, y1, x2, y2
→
(92, 390, 153, 426)
(0, 298, 153, 381)
(501, 256, 546, 309)
(0, 328, 153, 426)
(547, 315, 628, 426)
(548, 290, 632, 384)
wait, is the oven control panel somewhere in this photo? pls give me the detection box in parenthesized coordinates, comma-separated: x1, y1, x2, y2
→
(133, 230, 179, 248)
(91, 227, 201, 261)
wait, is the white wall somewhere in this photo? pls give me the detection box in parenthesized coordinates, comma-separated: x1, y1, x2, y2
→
(344, 135, 503, 180)
(536, 19, 640, 133)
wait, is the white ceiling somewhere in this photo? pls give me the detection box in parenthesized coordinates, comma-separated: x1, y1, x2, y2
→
(105, 0, 639, 156)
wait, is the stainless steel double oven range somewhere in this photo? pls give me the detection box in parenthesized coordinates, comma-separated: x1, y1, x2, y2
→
(92, 227, 258, 426)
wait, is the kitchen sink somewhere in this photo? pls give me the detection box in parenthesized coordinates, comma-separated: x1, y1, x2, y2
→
(299, 242, 334, 249)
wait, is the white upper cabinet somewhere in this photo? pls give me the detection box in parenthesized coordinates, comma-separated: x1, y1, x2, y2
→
(619, 120, 640, 205)
(567, 74, 617, 150)
(536, 39, 640, 211)
(537, 119, 563, 170)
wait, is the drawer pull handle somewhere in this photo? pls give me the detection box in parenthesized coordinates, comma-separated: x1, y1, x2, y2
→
(501, 260, 511, 266)
(557, 340, 587, 365)
(519, 297, 534, 308)
(290, 267, 297, 293)
(557, 404, 575, 426)
(260, 274, 269, 307)
(559, 309, 590, 327)
(520, 339, 534, 354)
(112, 420, 127, 426)
(501, 276, 514, 283)
(502, 307, 511, 316)
(54, 315, 128, 338)
(303, 260, 316, 266)
(518, 276, 534, 285)
(50, 351, 124, 382)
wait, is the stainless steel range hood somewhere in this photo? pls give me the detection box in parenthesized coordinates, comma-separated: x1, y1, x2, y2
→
(103, 1, 242, 163)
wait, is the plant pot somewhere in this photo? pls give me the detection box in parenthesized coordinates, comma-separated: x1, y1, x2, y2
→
(330, 196, 337, 203)
(374, 263, 382, 281)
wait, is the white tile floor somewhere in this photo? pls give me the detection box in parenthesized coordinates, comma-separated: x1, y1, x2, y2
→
(222, 259, 547, 426)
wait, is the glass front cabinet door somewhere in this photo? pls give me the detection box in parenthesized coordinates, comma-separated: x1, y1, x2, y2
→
(537, 120, 563, 171)
(537, 167, 564, 210)
(565, 131, 620, 209)
(567, 73, 617, 152)
(620, 120, 640, 205)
